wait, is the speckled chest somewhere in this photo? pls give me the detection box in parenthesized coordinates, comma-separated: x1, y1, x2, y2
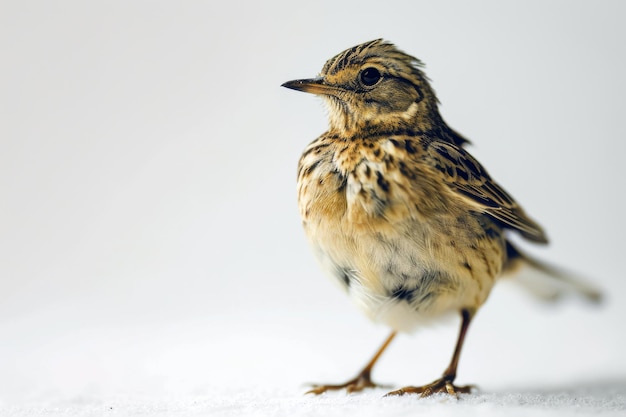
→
(297, 136, 430, 226)
(296, 134, 504, 329)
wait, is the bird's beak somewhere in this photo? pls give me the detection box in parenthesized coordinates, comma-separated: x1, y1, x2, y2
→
(281, 77, 339, 96)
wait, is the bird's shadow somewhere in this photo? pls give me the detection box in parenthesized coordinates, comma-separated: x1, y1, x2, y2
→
(468, 377, 626, 409)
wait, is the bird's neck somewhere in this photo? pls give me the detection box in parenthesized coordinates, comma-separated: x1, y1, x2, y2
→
(328, 101, 446, 139)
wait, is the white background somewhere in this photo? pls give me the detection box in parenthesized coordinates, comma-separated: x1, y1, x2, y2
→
(1, 1, 625, 415)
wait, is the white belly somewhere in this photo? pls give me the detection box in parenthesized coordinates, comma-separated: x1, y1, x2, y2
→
(308, 220, 497, 333)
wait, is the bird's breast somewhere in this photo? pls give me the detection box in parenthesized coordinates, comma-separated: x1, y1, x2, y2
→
(297, 136, 503, 331)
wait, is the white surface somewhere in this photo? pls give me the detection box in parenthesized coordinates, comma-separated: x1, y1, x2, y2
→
(2, 386, 626, 417)
(2, 0, 626, 416)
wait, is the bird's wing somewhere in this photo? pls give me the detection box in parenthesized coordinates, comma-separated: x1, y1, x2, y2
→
(425, 141, 548, 244)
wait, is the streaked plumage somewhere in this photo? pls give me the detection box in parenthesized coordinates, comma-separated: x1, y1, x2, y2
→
(283, 39, 599, 397)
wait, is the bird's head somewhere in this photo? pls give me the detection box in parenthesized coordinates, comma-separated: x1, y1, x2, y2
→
(282, 39, 441, 136)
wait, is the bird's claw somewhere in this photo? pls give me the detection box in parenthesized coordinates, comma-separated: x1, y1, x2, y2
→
(384, 377, 474, 398)
(305, 373, 389, 395)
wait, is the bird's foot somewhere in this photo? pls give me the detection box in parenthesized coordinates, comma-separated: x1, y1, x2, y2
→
(384, 376, 473, 398)
(306, 371, 389, 395)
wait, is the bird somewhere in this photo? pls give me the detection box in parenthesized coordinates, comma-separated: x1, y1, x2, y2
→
(282, 39, 600, 397)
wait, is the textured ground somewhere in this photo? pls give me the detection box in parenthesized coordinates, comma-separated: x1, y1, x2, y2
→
(2, 379, 625, 417)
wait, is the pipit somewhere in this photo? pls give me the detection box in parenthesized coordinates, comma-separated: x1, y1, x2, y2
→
(282, 39, 600, 397)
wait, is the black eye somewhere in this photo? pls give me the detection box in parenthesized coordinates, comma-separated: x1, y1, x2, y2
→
(360, 67, 381, 86)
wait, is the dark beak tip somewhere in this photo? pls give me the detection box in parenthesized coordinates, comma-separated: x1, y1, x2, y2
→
(282, 77, 330, 95)
(281, 79, 304, 90)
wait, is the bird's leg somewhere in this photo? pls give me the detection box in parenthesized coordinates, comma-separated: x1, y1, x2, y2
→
(386, 309, 474, 398)
(306, 331, 397, 395)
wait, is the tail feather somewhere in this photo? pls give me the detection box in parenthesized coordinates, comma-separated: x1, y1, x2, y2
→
(503, 241, 603, 304)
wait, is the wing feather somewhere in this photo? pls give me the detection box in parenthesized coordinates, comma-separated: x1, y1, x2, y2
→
(426, 141, 548, 244)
